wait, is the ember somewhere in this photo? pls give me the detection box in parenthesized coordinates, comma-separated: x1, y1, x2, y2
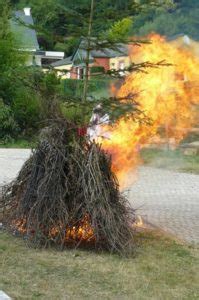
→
(12, 215, 95, 242)
(135, 216, 144, 228)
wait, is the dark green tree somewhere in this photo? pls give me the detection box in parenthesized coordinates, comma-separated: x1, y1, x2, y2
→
(132, 0, 199, 39)
(0, 0, 26, 105)
(11, 0, 172, 54)
(0, 1, 43, 139)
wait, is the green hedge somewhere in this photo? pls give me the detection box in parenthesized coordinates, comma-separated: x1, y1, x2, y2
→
(61, 78, 110, 98)
(90, 66, 105, 74)
(0, 99, 18, 140)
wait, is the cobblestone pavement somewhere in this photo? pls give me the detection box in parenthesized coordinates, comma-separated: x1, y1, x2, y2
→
(0, 149, 198, 244)
(0, 149, 31, 186)
(128, 166, 199, 244)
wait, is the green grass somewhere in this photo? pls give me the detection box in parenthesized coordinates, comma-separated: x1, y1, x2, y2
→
(0, 139, 36, 149)
(0, 230, 198, 300)
(141, 149, 199, 174)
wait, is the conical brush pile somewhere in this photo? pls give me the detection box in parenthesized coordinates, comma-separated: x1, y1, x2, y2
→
(1, 120, 135, 255)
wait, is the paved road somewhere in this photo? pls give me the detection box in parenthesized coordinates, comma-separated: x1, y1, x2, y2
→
(128, 167, 199, 244)
(0, 149, 31, 186)
(0, 149, 198, 244)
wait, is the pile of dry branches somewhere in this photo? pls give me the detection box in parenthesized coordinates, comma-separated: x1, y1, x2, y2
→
(1, 120, 135, 254)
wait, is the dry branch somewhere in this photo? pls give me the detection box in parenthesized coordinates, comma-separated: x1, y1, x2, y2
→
(1, 120, 135, 255)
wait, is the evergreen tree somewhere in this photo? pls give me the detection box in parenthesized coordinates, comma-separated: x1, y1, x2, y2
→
(132, 0, 199, 39)
(0, 0, 24, 104)
(11, 0, 171, 54)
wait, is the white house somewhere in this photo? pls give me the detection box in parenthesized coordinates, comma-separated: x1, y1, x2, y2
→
(11, 7, 64, 67)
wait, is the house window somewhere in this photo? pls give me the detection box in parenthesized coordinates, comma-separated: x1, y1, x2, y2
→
(77, 68, 84, 79)
(118, 60, 125, 76)
(119, 60, 125, 70)
(79, 68, 84, 79)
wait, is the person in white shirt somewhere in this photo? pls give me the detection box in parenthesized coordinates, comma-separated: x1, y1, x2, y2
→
(87, 104, 110, 141)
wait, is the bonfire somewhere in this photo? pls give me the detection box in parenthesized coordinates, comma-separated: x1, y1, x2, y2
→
(1, 119, 135, 254)
(2, 31, 198, 256)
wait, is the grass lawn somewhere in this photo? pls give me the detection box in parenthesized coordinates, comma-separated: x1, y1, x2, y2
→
(0, 230, 198, 300)
(141, 148, 199, 174)
(0, 139, 36, 149)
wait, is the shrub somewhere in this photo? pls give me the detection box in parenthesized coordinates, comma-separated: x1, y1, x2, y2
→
(90, 66, 105, 74)
(12, 88, 41, 134)
(61, 78, 110, 98)
(0, 99, 18, 139)
(61, 79, 83, 98)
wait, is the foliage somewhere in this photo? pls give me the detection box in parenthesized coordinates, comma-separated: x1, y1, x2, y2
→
(105, 17, 132, 43)
(12, 88, 41, 133)
(0, 0, 174, 138)
(0, 0, 12, 38)
(61, 78, 109, 98)
(0, 138, 36, 148)
(0, 0, 62, 141)
(11, 0, 170, 55)
(0, 99, 18, 140)
(61, 104, 88, 124)
(0, 0, 26, 105)
(132, 0, 199, 40)
(54, 1, 165, 124)
(90, 65, 105, 74)
(0, 1, 69, 140)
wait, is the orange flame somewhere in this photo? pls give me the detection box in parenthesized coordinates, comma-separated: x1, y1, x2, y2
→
(12, 215, 94, 243)
(102, 34, 199, 186)
(50, 215, 94, 242)
(135, 215, 144, 228)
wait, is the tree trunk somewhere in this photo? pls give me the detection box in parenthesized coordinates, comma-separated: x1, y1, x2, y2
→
(82, 0, 95, 104)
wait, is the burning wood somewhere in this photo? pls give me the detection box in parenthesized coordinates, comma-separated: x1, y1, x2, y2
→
(11, 214, 95, 242)
(1, 120, 135, 254)
(2, 34, 198, 253)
